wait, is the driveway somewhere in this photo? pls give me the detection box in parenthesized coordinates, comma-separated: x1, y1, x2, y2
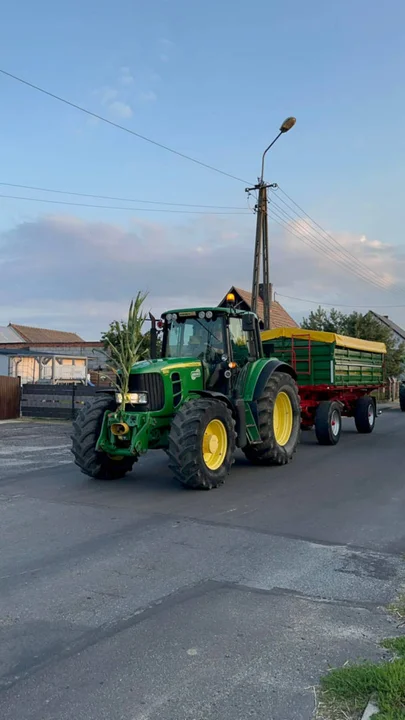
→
(0, 410, 404, 719)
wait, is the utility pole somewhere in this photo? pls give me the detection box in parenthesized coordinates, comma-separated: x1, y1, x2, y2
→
(246, 117, 296, 331)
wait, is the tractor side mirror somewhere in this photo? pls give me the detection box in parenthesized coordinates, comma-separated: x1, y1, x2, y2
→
(242, 313, 255, 332)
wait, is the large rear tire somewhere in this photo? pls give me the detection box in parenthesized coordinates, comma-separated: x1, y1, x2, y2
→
(354, 396, 376, 433)
(400, 386, 405, 412)
(243, 371, 300, 466)
(168, 398, 236, 489)
(71, 394, 137, 480)
(315, 401, 342, 445)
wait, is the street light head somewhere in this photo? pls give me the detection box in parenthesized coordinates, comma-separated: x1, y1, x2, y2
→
(279, 116, 296, 133)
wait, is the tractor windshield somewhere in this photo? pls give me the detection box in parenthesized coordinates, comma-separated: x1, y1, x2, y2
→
(164, 316, 225, 363)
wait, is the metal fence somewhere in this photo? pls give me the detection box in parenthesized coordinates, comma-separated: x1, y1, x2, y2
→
(21, 383, 97, 420)
(0, 375, 21, 420)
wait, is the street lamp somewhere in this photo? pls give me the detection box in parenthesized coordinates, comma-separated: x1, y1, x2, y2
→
(247, 117, 296, 330)
(260, 116, 296, 183)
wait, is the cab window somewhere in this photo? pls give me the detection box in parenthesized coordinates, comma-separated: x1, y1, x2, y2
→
(228, 317, 251, 366)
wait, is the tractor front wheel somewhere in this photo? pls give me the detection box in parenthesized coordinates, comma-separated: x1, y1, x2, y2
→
(71, 394, 137, 480)
(243, 371, 301, 466)
(168, 398, 235, 489)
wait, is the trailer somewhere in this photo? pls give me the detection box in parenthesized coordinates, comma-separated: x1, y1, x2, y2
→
(261, 327, 386, 445)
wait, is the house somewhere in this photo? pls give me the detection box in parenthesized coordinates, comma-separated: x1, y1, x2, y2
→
(219, 284, 298, 329)
(369, 313, 405, 345)
(0, 323, 106, 384)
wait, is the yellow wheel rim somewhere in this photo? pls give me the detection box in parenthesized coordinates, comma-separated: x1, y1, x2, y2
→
(202, 419, 228, 470)
(273, 391, 293, 446)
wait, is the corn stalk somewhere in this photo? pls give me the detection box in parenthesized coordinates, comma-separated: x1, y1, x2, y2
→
(103, 292, 148, 413)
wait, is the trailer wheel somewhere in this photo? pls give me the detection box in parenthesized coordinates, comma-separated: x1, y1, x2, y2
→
(71, 394, 137, 480)
(243, 371, 300, 466)
(315, 401, 342, 446)
(354, 396, 376, 433)
(168, 398, 236, 489)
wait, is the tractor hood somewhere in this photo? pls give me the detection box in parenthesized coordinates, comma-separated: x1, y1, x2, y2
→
(130, 357, 203, 378)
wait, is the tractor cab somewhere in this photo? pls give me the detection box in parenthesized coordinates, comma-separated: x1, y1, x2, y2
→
(161, 306, 262, 392)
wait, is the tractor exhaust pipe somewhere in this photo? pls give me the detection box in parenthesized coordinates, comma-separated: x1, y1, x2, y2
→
(111, 422, 130, 436)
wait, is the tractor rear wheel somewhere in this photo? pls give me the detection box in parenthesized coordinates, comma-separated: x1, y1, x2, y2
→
(71, 394, 137, 480)
(354, 396, 376, 433)
(400, 386, 405, 412)
(315, 400, 342, 445)
(168, 398, 235, 489)
(243, 371, 300, 466)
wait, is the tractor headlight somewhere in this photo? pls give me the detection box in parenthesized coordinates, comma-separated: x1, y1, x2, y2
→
(205, 310, 213, 319)
(115, 392, 148, 405)
(166, 313, 173, 322)
(171, 313, 178, 321)
(198, 311, 205, 319)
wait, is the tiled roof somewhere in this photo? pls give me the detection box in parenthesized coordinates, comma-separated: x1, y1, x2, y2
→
(370, 312, 405, 341)
(221, 287, 298, 329)
(8, 324, 84, 344)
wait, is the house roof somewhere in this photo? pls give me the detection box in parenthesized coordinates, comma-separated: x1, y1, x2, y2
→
(0, 325, 22, 343)
(220, 287, 298, 329)
(370, 312, 405, 341)
(8, 324, 84, 344)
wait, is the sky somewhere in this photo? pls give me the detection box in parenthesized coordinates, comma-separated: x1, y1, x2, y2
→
(1, 0, 405, 338)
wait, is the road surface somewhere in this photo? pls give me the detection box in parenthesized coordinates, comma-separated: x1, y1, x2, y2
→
(1, 410, 404, 719)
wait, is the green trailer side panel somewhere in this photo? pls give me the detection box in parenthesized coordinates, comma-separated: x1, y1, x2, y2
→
(263, 336, 384, 387)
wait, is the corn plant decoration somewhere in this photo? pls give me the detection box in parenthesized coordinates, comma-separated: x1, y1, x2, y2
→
(104, 292, 148, 413)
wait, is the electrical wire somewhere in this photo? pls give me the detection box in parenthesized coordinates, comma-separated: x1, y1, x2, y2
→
(274, 292, 405, 309)
(0, 182, 247, 210)
(0, 69, 252, 185)
(0, 192, 251, 214)
(268, 207, 396, 295)
(269, 200, 392, 292)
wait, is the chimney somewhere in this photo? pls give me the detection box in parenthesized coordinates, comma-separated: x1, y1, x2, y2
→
(258, 283, 273, 302)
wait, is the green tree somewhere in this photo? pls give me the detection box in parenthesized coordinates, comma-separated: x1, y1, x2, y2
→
(102, 292, 148, 411)
(301, 307, 405, 377)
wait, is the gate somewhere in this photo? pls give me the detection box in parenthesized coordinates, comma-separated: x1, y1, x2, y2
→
(0, 376, 20, 420)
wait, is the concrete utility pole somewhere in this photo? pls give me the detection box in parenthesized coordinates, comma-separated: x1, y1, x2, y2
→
(246, 117, 296, 330)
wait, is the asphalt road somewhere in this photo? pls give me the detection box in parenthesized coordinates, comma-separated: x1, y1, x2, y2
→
(1, 410, 404, 719)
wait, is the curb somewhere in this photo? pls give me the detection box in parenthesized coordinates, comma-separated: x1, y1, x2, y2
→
(361, 700, 379, 719)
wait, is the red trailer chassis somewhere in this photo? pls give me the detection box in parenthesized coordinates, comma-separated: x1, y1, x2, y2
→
(299, 384, 381, 429)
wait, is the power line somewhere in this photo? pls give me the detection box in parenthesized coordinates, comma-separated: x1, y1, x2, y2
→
(0, 181, 246, 210)
(0, 69, 251, 185)
(275, 292, 405, 309)
(0, 192, 251, 215)
(268, 205, 394, 294)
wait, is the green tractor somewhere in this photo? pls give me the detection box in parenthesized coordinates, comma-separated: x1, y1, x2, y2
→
(71, 301, 301, 489)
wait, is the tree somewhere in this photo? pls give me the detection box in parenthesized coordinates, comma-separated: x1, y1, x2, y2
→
(301, 307, 405, 377)
(102, 293, 148, 411)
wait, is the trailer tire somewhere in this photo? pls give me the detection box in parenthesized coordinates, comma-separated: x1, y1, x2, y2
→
(71, 394, 137, 480)
(168, 398, 236, 490)
(315, 401, 342, 446)
(354, 396, 376, 433)
(243, 371, 300, 466)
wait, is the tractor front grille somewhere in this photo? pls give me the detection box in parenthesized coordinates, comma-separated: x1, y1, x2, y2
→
(128, 372, 165, 411)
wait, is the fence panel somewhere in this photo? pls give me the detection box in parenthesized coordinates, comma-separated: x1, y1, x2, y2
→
(0, 376, 21, 420)
(21, 384, 97, 420)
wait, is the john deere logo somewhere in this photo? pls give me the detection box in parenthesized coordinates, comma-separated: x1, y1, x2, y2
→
(190, 369, 201, 380)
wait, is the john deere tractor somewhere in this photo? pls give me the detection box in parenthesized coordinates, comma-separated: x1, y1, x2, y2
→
(71, 300, 300, 489)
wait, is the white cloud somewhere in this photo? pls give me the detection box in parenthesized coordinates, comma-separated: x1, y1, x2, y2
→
(139, 90, 157, 103)
(1, 213, 405, 338)
(107, 100, 133, 119)
(119, 66, 134, 86)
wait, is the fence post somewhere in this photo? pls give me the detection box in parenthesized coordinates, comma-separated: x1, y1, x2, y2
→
(71, 384, 76, 420)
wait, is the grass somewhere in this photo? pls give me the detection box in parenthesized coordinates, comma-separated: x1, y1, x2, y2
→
(318, 637, 405, 720)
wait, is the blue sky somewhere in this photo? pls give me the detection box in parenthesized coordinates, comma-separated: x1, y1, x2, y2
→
(1, 0, 405, 336)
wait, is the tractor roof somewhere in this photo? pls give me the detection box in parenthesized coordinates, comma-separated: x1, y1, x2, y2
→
(162, 306, 254, 317)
